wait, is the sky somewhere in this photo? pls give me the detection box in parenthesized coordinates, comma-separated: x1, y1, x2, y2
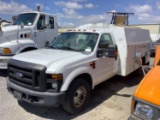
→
(0, 0, 160, 27)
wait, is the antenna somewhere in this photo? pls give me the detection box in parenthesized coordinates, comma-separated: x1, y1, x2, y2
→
(107, 12, 134, 26)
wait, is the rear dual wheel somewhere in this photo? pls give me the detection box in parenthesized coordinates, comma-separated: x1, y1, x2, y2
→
(63, 78, 90, 114)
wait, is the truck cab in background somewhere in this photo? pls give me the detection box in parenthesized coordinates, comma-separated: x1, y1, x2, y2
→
(0, 11, 58, 69)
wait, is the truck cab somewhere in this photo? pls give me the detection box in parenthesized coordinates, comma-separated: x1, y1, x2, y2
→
(0, 11, 58, 69)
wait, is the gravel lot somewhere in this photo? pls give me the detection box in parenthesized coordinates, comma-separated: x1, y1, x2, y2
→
(0, 58, 154, 120)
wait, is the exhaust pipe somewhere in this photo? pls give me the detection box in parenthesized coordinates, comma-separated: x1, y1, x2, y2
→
(37, 6, 40, 12)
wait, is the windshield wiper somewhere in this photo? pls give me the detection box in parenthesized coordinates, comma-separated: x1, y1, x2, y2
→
(47, 46, 57, 49)
(58, 46, 79, 52)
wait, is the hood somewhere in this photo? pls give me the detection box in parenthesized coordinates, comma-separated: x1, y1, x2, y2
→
(12, 48, 88, 71)
(0, 25, 31, 44)
(134, 66, 160, 106)
(2, 25, 31, 33)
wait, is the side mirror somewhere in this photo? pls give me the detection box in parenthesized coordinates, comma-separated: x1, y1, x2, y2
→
(45, 41, 49, 47)
(106, 45, 118, 58)
(97, 48, 105, 58)
(20, 23, 24, 29)
(45, 24, 52, 29)
(97, 45, 118, 59)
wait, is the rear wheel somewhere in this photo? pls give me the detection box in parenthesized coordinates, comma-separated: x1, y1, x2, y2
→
(63, 78, 90, 114)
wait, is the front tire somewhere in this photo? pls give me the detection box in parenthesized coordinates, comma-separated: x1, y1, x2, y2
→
(63, 78, 90, 114)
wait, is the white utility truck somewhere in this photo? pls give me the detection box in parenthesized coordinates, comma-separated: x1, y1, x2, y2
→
(0, 10, 58, 69)
(6, 23, 151, 114)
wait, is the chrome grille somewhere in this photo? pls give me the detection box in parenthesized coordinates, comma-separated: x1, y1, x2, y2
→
(8, 59, 46, 92)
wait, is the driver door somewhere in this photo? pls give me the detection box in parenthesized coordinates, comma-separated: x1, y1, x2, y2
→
(94, 33, 118, 85)
(33, 14, 45, 48)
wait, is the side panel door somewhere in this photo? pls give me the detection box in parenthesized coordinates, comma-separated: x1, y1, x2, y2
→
(94, 33, 118, 85)
(44, 16, 58, 46)
(33, 14, 45, 48)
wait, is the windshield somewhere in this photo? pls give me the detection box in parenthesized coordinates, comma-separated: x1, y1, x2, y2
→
(48, 32, 99, 52)
(13, 13, 37, 26)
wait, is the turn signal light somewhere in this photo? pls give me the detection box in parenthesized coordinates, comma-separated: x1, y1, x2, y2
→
(131, 98, 135, 112)
(51, 74, 63, 80)
(114, 51, 118, 57)
(27, 33, 30, 38)
(4, 48, 11, 53)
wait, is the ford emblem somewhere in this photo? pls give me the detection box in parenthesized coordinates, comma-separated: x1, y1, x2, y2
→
(15, 72, 23, 78)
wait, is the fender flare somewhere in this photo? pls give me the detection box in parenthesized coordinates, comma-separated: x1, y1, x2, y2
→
(17, 44, 38, 54)
(60, 67, 93, 91)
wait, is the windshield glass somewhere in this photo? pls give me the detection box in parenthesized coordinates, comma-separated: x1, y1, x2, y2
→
(49, 32, 99, 52)
(13, 13, 37, 26)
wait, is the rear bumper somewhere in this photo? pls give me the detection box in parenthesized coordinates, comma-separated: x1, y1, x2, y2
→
(7, 77, 66, 107)
(0, 55, 13, 69)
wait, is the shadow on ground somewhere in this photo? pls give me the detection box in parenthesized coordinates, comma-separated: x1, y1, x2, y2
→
(17, 71, 144, 120)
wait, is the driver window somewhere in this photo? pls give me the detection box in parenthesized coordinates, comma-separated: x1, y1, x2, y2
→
(98, 34, 113, 49)
(37, 15, 45, 30)
(49, 17, 54, 29)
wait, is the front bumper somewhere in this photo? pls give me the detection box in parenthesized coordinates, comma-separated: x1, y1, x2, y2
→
(0, 55, 13, 69)
(7, 78, 66, 107)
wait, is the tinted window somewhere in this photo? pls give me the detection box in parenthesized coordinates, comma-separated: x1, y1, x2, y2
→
(98, 34, 113, 49)
(13, 13, 37, 26)
(49, 17, 54, 29)
(37, 15, 45, 30)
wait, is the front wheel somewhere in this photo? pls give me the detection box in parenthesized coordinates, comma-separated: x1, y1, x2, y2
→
(62, 78, 90, 114)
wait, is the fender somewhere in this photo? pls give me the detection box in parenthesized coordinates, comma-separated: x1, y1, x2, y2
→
(0, 40, 19, 55)
(16, 38, 38, 53)
(60, 66, 94, 91)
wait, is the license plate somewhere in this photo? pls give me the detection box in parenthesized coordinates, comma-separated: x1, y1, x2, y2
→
(14, 90, 22, 100)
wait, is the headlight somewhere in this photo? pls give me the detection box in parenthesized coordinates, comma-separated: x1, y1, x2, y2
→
(46, 74, 63, 92)
(135, 102, 153, 119)
(0, 48, 11, 54)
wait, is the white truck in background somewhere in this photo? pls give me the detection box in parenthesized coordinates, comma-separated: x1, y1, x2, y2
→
(6, 23, 151, 114)
(0, 10, 58, 69)
(0, 18, 11, 27)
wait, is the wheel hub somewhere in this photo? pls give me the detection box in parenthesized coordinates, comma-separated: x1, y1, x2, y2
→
(74, 86, 87, 108)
